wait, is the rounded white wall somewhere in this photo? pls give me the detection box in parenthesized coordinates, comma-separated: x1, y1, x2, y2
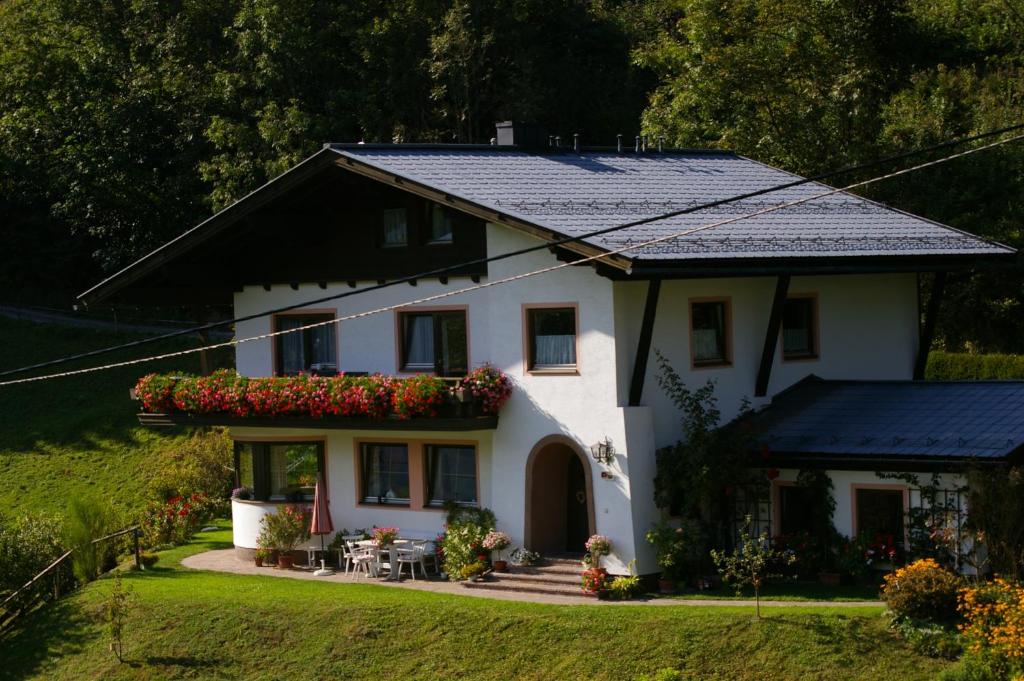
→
(232, 499, 280, 549)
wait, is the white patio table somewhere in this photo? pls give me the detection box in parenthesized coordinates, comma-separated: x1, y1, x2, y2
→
(355, 539, 411, 581)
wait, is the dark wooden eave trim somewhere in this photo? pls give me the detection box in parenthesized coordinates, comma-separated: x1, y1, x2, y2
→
(914, 271, 946, 380)
(755, 275, 790, 398)
(138, 412, 499, 432)
(617, 252, 1017, 280)
(628, 279, 661, 406)
(329, 150, 633, 272)
(753, 452, 1006, 473)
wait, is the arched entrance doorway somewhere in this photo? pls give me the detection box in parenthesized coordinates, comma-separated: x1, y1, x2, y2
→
(524, 436, 596, 556)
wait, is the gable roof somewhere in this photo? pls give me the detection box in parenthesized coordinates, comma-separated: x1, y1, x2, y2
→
(750, 377, 1024, 469)
(331, 146, 1015, 262)
(79, 144, 1015, 305)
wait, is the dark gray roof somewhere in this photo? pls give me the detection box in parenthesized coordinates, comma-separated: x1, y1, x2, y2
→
(752, 378, 1024, 463)
(333, 147, 1014, 261)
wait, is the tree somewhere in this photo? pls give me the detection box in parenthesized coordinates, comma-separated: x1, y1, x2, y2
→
(711, 516, 795, 619)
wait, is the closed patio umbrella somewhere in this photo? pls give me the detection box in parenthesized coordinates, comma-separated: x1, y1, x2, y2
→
(310, 474, 335, 576)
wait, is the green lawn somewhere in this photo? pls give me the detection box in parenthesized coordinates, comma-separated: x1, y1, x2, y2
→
(664, 582, 882, 602)
(0, 318, 229, 516)
(0, 523, 953, 681)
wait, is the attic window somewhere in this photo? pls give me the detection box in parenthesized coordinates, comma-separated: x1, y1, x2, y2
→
(782, 296, 818, 360)
(428, 205, 454, 244)
(381, 208, 408, 247)
(690, 299, 731, 368)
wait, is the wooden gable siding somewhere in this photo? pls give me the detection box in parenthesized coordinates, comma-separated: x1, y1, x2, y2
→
(102, 167, 488, 305)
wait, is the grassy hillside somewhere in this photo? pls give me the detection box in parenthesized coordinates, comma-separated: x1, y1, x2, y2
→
(0, 318, 229, 517)
(0, 524, 953, 681)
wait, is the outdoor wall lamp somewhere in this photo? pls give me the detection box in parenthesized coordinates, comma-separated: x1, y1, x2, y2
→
(590, 437, 615, 465)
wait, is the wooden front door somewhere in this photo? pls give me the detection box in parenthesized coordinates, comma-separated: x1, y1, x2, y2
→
(565, 454, 589, 553)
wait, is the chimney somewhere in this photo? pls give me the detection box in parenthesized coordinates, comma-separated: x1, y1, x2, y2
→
(495, 121, 548, 149)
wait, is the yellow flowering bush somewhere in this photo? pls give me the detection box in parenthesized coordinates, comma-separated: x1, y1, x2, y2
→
(959, 579, 1024, 668)
(883, 558, 963, 623)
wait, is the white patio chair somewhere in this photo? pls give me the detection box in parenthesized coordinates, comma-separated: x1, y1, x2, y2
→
(395, 546, 421, 580)
(413, 540, 438, 575)
(336, 534, 366, 575)
(346, 540, 376, 578)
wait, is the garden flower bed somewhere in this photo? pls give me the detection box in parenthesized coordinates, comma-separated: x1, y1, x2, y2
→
(134, 366, 512, 430)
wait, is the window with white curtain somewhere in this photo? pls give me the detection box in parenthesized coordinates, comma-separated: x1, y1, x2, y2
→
(428, 205, 454, 243)
(233, 441, 323, 502)
(274, 314, 337, 375)
(381, 208, 408, 247)
(527, 307, 577, 370)
(399, 310, 467, 376)
(425, 445, 477, 506)
(690, 301, 729, 366)
(782, 296, 817, 359)
(360, 443, 410, 505)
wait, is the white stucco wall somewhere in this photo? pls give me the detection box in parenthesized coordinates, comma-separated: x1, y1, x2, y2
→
(228, 222, 923, 575)
(615, 273, 920, 448)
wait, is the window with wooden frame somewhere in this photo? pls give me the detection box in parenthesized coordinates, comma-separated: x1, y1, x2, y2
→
(274, 314, 337, 375)
(424, 444, 478, 507)
(234, 441, 324, 502)
(398, 309, 468, 376)
(359, 443, 411, 505)
(855, 488, 905, 543)
(381, 207, 408, 247)
(525, 306, 578, 372)
(427, 204, 455, 244)
(782, 296, 818, 360)
(690, 299, 731, 367)
(777, 485, 817, 536)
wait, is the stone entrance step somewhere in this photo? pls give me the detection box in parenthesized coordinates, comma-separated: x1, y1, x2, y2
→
(460, 558, 586, 597)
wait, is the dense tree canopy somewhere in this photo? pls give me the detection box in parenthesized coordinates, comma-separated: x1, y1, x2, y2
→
(0, 0, 1020, 349)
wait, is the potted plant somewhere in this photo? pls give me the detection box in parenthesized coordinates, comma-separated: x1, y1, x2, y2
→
(584, 534, 611, 569)
(254, 548, 269, 568)
(259, 504, 311, 570)
(581, 567, 608, 595)
(646, 520, 699, 594)
(510, 547, 540, 567)
(483, 530, 511, 572)
(232, 486, 253, 501)
(460, 561, 488, 582)
(372, 526, 399, 547)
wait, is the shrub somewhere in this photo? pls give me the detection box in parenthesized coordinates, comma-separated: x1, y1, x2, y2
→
(64, 495, 117, 584)
(259, 505, 311, 552)
(0, 512, 72, 602)
(646, 519, 702, 582)
(140, 494, 210, 548)
(926, 352, 1024, 381)
(148, 429, 232, 521)
(441, 505, 496, 579)
(958, 579, 1024, 678)
(139, 552, 159, 568)
(883, 558, 963, 623)
(608, 574, 643, 600)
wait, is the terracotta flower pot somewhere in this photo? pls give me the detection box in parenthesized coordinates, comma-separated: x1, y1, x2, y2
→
(255, 556, 264, 568)
(658, 578, 676, 594)
(493, 560, 508, 573)
(277, 554, 295, 570)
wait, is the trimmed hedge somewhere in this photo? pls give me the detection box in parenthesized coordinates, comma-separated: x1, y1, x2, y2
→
(926, 352, 1024, 380)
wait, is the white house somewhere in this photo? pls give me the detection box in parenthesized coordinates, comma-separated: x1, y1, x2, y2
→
(80, 122, 1021, 576)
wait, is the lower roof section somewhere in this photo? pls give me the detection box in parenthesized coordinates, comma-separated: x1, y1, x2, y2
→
(749, 377, 1024, 469)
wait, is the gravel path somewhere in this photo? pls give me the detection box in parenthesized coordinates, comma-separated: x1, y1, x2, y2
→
(182, 549, 884, 608)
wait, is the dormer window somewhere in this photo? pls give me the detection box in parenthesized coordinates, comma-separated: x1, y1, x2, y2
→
(381, 208, 408, 247)
(428, 205, 454, 244)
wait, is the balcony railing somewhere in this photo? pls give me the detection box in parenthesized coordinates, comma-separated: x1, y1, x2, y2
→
(134, 367, 511, 431)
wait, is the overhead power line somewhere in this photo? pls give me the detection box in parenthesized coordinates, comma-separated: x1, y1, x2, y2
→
(2, 129, 1021, 388)
(3, 122, 1021, 381)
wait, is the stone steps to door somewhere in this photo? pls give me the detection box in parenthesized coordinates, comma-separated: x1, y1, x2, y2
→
(460, 558, 586, 597)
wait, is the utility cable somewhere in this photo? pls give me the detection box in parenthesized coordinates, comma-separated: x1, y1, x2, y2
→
(2, 129, 1020, 388)
(3, 122, 1021, 380)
